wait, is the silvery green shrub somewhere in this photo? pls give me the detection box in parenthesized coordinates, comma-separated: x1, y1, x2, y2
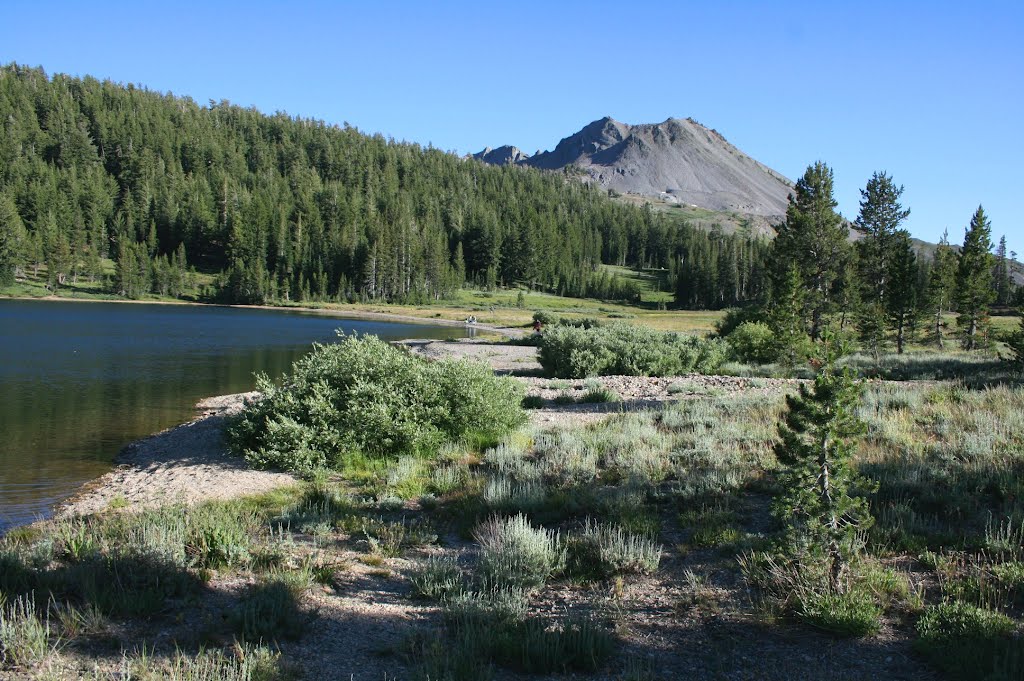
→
(474, 514, 565, 592)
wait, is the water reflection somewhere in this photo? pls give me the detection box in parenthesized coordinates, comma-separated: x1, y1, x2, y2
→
(0, 300, 463, 532)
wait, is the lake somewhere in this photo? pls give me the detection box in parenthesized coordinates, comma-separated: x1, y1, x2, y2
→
(0, 300, 467, 534)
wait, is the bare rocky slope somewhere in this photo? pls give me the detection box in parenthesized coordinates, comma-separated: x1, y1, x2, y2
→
(472, 144, 531, 166)
(477, 116, 794, 219)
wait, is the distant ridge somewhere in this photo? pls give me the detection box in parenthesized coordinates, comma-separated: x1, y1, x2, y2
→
(472, 145, 531, 166)
(476, 116, 794, 219)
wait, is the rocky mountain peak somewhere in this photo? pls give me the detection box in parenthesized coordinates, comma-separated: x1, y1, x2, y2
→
(472, 145, 531, 166)
(479, 117, 794, 219)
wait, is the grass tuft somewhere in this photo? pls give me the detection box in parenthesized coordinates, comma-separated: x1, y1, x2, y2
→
(115, 643, 287, 681)
(231, 575, 308, 643)
(0, 594, 51, 667)
(798, 589, 882, 637)
(567, 520, 661, 580)
(915, 602, 1021, 680)
(411, 556, 464, 601)
(474, 514, 565, 592)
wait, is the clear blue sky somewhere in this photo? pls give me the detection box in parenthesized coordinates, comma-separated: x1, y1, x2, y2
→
(3, 0, 1021, 253)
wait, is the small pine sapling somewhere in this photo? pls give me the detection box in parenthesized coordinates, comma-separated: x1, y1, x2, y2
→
(772, 331, 874, 590)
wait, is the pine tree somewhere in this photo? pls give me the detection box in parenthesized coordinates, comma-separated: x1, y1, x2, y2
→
(27, 228, 44, 279)
(452, 242, 466, 290)
(886, 231, 921, 354)
(773, 332, 873, 589)
(767, 264, 811, 365)
(772, 162, 850, 340)
(956, 206, 996, 350)
(116, 240, 151, 299)
(857, 299, 887, 358)
(83, 241, 103, 284)
(994, 235, 1012, 306)
(115, 241, 135, 298)
(0, 192, 26, 286)
(169, 243, 188, 298)
(856, 172, 911, 299)
(46, 229, 73, 290)
(926, 231, 957, 348)
(833, 247, 859, 332)
(855, 172, 910, 355)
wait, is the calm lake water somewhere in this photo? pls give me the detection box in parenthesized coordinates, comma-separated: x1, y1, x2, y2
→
(0, 300, 466, 534)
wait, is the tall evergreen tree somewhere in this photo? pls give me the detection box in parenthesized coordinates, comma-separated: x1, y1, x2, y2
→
(854, 172, 910, 355)
(886, 231, 921, 354)
(926, 231, 957, 348)
(116, 240, 151, 299)
(771, 162, 850, 340)
(766, 264, 811, 365)
(856, 172, 911, 298)
(27, 228, 44, 278)
(830, 247, 859, 333)
(46, 229, 73, 290)
(955, 206, 995, 350)
(0, 192, 26, 286)
(994, 235, 1012, 306)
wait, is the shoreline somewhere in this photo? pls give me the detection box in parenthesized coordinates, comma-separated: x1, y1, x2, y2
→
(49, 337, 799, 523)
(46, 337, 532, 524)
(0, 299, 523, 532)
(53, 392, 298, 520)
(0, 294, 527, 337)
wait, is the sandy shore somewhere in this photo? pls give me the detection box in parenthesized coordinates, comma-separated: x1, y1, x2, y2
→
(56, 393, 298, 518)
(56, 339, 535, 518)
(56, 337, 796, 518)
(18, 302, 521, 520)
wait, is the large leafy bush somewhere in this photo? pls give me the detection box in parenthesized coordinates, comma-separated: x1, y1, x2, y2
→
(725, 321, 778, 364)
(538, 323, 728, 378)
(228, 334, 526, 472)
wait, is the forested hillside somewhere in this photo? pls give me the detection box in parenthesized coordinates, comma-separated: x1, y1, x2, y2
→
(0, 64, 768, 308)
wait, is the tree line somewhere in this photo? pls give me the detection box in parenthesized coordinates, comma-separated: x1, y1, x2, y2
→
(2, 66, 1012, 322)
(754, 161, 1018, 355)
(0, 64, 769, 308)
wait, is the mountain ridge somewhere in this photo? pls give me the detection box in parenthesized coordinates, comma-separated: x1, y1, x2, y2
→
(476, 116, 794, 220)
